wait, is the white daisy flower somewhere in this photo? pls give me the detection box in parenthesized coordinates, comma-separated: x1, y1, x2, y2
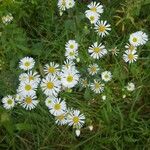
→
(86, 1, 103, 14)
(17, 81, 37, 96)
(65, 40, 78, 51)
(88, 42, 107, 59)
(19, 71, 41, 85)
(27, 71, 41, 84)
(80, 78, 89, 88)
(125, 43, 137, 51)
(123, 50, 138, 63)
(19, 73, 29, 82)
(85, 11, 99, 24)
(40, 75, 61, 96)
(88, 64, 99, 75)
(129, 32, 142, 46)
(15, 94, 22, 104)
(126, 82, 135, 92)
(19, 57, 35, 71)
(65, 49, 78, 60)
(45, 95, 56, 108)
(66, 0, 75, 9)
(94, 20, 111, 37)
(67, 110, 85, 128)
(55, 112, 68, 125)
(90, 80, 104, 93)
(49, 98, 66, 116)
(101, 71, 112, 82)
(109, 47, 119, 56)
(62, 59, 75, 70)
(20, 94, 39, 110)
(136, 31, 148, 45)
(61, 68, 80, 88)
(2, 95, 15, 109)
(44, 62, 60, 76)
(58, 0, 67, 11)
(2, 13, 13, 25)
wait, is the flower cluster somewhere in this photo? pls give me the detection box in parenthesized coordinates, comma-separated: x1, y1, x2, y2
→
(123, 31, 148, 63)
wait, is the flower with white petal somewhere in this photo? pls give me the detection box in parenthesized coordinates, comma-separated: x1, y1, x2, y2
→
(125, 43, 137, 52)
(62, 59, 75, 70)
(2, 13, 13, 25)
(102, 95, 106, 101)
(136, 31, 148, 45)
(129, 32, 142, 46)
(126, 82, 135, 92)
(123, 50, 138, 63)
(49, 98, 66, 116)
(2, 95, 15, 109)
(66, 0, 75, 9)
(41, 75, 61, 97)
(58, 0, 67, 11)
(61, 68, 80, 88)
(55, 112, 68, 125)
(20, 94, 39, 110)
(19, 57, 35, 71)
(17, 81, 37, 96)
(44, 62, 60, 76)
(109, 47, 119, 56)
(45, 95, 56, 108)
(85, 11, 99, 24)
(94, 20, 111, 37)
(15, 94, 22, 104)
(88, 42, 107, 59)
(88, 64, 99, 75)
(65, 40, 78, 51)
(86, 1, 103, 14)
(67, 110, 85, 128)
(65, 49, 78, 60)
(101, 71, 112, 82)
(19, 71, 41, 85)
(90, 80, 104, 93)
(80, 78, 89, 88)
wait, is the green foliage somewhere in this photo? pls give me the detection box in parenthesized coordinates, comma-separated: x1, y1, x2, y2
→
(0, 0, 150, 149)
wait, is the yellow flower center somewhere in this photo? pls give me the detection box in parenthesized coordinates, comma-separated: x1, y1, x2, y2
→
(98, 25, 106, 32)
(129, 45, 135, 51)
(70, 44, 74, 49)
(25, 84, 32, 91)
(69, 51, 75, 56)
(95, 83, 100, 89)
(25, 97, 32, 104)
(54, 103, 61, 110)
(90, 66, 97, 73)
(132, 37, 137, 42)
(29, 75, 34, 81)
(90, 16, 95, 21)
(67, 75, 73, 82)
(62, 0, 66, 6)
(128, 53, 134, 60)
(91, 7, 97, 12)
(104, 74, 109, 79)
(47, 82, 54, 89)
(73, 116, 79, 124)
(7, 99, 13, 105)
(24, 61, 30, 67)
(93, 47, 101, 53)
(48, 67, 56, 73)
(56, 114, 65, 121)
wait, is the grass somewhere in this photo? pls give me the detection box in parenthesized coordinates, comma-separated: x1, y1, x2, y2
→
(0, 0, 150, 149)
